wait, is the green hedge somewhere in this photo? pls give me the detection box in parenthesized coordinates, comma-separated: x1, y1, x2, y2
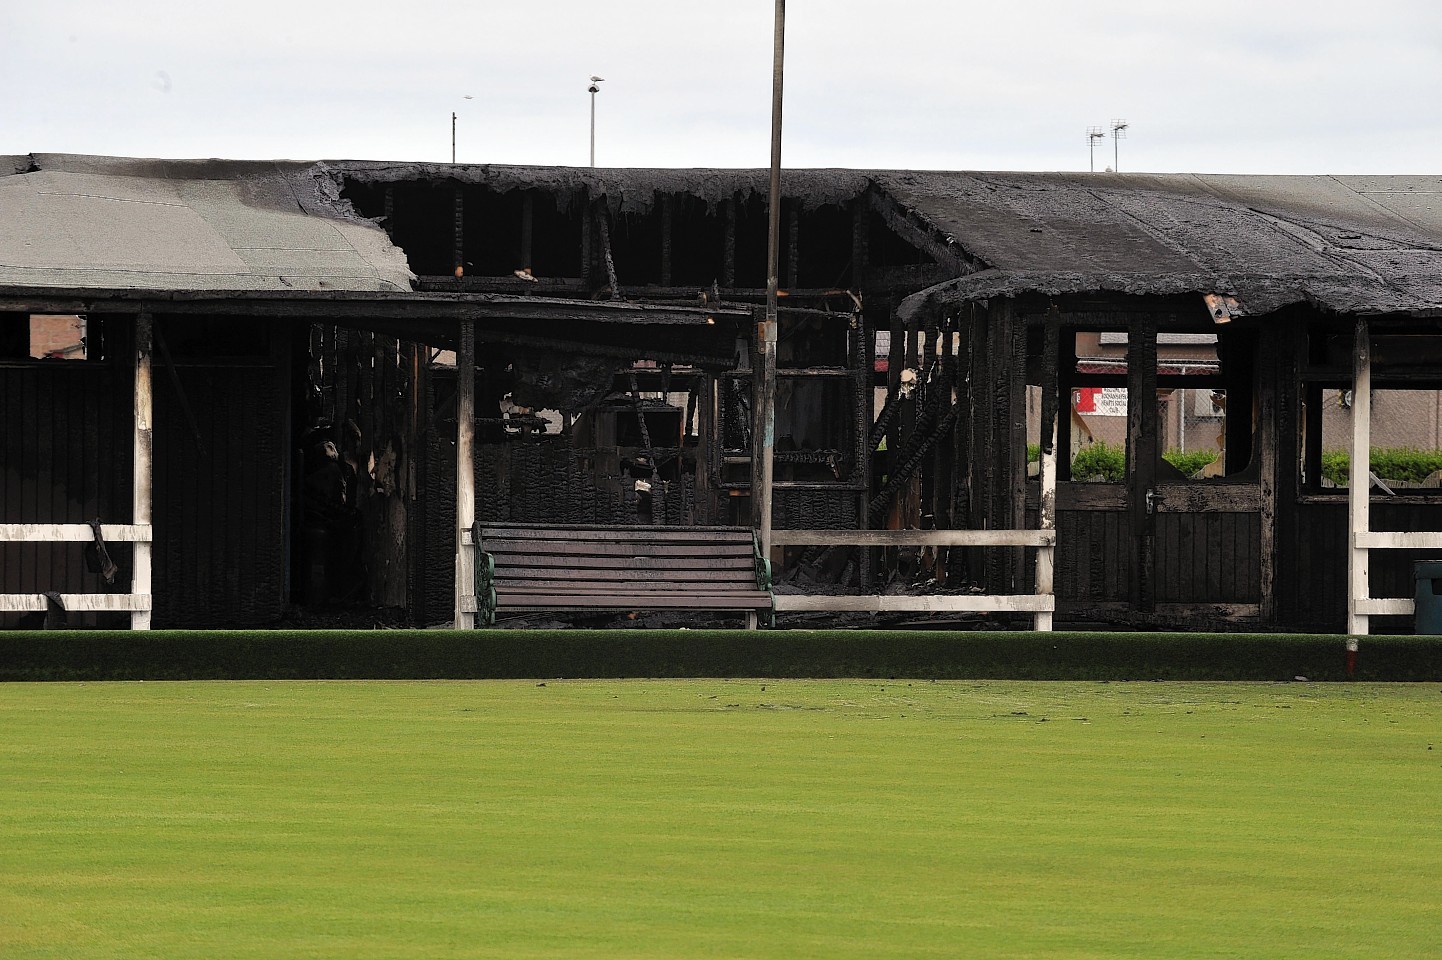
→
(1071, 441, 1126, 482)
(1321, 447, 1442, 486)
(4, 630, 1441, 682)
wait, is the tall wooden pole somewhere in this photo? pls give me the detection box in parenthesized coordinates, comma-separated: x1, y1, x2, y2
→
(132, 313, 153, 630)
(753, 0, 784, 562)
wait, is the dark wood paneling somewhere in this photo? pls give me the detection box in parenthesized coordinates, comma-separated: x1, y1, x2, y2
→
(150, 319, 286, 628)
(1152, 512, 1259, 604)
(0, 325, 133, 626)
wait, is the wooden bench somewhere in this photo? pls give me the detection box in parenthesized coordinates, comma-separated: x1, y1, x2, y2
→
(474, 522, 773, 627)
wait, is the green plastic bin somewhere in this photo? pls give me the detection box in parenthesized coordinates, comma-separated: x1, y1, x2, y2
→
(1413, 561, 1442, 634)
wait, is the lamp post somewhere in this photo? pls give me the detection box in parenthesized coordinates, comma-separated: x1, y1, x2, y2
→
(452, 95, 473, 164)
(753, 0, 785, 561)
(588, 76, 604, 166)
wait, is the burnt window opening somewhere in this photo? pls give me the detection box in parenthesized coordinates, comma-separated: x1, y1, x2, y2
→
(1303, 331, 1442, 492)
(0, 314, 92, 361)
(669, 196, 728, 288)
(525, 190, 583, 280)
(1059, 327, 1252, 483)
(606, 208, 665, 287)
(733, 195, 771, 288)
(797, 203, 855, 290)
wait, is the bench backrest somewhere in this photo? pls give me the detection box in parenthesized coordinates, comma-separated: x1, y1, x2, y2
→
(478, 523, 767, 595)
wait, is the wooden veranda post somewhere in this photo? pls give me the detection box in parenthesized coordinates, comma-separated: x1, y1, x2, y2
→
(132, 313, 153, 630)
(1347, 318, 1371, 637)
(454, 317, 476, 628)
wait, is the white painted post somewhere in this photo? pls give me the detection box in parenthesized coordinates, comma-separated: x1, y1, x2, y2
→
(1035, 419, 1057, 631)
(1347, 319, 1371, 637)
(454, 318, 476, 628)
(132, 313, 153, 630)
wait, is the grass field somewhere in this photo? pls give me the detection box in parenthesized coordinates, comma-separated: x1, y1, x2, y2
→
(2, 680, 1439, 959)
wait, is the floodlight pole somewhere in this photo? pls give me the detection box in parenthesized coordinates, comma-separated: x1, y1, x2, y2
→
(753, 0, 784, 564)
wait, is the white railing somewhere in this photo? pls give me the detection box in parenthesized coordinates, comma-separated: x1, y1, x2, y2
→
(0, 523, 153, 621)
(769, 426, 1059, 630)
(769, 528, 1057, 628)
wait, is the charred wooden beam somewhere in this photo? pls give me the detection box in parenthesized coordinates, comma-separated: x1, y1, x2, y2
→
(597, 205, 621, 300)
(723, 198, 737, 288)
(452, 185, 464, 277)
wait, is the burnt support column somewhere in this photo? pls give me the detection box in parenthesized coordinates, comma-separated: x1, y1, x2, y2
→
(1126, 313, 1159, 612)
(1257, 325, 1284, 623)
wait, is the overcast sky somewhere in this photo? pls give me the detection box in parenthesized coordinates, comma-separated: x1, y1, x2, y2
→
(4, 1, 1440, 174)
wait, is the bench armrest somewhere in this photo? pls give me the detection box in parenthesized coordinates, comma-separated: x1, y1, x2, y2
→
(472, 520, 497, 627)
(752, 531, 772, 592)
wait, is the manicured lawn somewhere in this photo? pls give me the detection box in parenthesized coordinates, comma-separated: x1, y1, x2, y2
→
(1, 680, 1439, 958)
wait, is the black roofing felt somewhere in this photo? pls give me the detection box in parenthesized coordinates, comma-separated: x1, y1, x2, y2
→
(877, 171, 1442, 318)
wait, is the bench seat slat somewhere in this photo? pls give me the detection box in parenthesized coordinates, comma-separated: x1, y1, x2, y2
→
(482, 523, 754, 538)
(484, 553, 755, 567)
(495, 577, 761, 591)
(495, 569, 755, 583)
(482, 539, 754, 559)
(497, 593, 772, 610)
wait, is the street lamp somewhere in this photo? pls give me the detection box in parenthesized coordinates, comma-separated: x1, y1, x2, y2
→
(588, 76, 604, 167)
(452, 95, 473, 164)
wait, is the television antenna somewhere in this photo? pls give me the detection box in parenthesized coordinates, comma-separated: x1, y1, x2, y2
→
(1086, 126, 1105, 172)
(1110, 119, 1128, 172)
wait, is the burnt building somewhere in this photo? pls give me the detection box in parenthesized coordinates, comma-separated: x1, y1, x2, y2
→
(3, 155, 1441, 633)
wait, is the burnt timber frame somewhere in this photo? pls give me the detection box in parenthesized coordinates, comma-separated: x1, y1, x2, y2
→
(12, 162, 1442, 634)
